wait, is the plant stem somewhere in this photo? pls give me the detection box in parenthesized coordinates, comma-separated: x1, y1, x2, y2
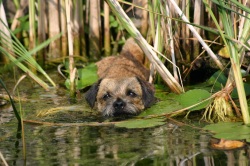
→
(0, 2, 10, 64)
(104, 1, 111, 56)
(89, 0, 101, 60)
(169, 0, 224, 71)
(73, 0, 81, 57)
(66, 0, 76, 97)
(60, 0, 68, 58)
(231, 62, 249, 124)
(218, 0, 250, 124)
(29, 0, 36, 72)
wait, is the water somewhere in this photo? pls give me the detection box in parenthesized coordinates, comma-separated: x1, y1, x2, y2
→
(0, 74, 249, 165)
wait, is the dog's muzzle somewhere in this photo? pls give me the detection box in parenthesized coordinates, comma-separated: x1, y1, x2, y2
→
(113, 98, 126, 111)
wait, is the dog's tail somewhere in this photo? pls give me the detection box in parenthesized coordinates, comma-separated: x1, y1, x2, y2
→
(121, 38, 145, 63)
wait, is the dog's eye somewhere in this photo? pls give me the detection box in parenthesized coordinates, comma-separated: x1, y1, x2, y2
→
(127, 90, 137, 97)
(103, 93, 111, 100)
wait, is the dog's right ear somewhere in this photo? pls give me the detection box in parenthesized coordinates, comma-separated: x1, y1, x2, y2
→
(136, 77, 156, 108)
(85, 79, 102, 108)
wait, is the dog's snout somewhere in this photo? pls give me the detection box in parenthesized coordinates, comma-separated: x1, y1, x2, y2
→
(113, 98, 126, 110)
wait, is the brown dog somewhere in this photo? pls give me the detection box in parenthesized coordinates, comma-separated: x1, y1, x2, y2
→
(85, 38, 155, 116)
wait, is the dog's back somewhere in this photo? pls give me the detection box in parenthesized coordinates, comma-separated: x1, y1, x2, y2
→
(96, 38, 149, 80)
(120, 38, 145, 63)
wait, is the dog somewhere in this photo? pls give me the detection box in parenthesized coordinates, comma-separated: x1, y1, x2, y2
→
(85, 38, 155, 117)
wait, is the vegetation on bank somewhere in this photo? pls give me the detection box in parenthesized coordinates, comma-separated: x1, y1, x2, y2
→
(0, 0, 250, 132)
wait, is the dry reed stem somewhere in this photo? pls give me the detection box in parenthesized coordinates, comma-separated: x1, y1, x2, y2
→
(60, 0, 68, 57)
(10, 0, 28, 31)
(0, 152, 8, 166)
(104, 1, 111, 56)
(0, 2, 10, 63)
(24, 119, 121, 127)
(48, 0, 61, 58)
(36, 105, 87, 117)
(66, 0, 76, 97)
(169, 0, 224, 71)
(164, 3, 178, 82)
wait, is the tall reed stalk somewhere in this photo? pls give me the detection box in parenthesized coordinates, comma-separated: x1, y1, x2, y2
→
(203, 0, 250, 124)
(89, 0, 101, 59)
(104, 1, 111, 57)
(60, 0, 68, 58)
(65, 0, 76, 98)
(73, 0, 81, 57)
(219, 1, 249, 124)
(48, 0, 60, 58)
(169, 0, 224, 71)
(37, 0, 46, 65)
(161, 1, 178, 82)
(29, 0, 36, 72)
(0, 1, 9, 63)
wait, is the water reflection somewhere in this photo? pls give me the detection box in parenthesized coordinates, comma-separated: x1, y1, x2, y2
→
(1, 114, 250, 165)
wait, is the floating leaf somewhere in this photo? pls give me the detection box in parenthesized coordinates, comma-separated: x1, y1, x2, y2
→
(176, 89, 211, 111)
(115, 118, 165, 129)
(204, 122, 250, 142)
(139, 93, 182, 117)
(210, 139, 245, 150)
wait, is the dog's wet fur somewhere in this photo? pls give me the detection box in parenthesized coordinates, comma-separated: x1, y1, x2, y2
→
(85, 38, 155, 117)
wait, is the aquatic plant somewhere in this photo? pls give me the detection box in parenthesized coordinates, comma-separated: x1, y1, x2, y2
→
(0, 19, 58, 90)
(203, 0, 250, 124)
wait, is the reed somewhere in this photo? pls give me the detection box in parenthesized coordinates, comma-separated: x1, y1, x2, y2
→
(0, 19, 58, 90)
(28, 0, 36, 72)
(48, 0, 61, 59)
(37, 0, 46, 65)
(104, 1, 111, 57)
(0, 1, 9, 64)
(203, 0, 250, 124)
(60, 0, 68, 58)
(89, 0, 101, 59)
(0, 151, 8, 166)
(73, 0, 81, 57)
(65, 0, 76, 98)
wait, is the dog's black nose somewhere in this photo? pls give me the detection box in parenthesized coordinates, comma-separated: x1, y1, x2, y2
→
(113, 98, 126, 110)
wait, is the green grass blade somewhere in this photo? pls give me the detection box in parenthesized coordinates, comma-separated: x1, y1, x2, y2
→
(0, 78, 21, 123)
(0, 47, 50, 90)
(29, 32, 62, 55)
(218, 1, 249, 124)
(0, 19, 56, 87)
(210, 0, 250, 18)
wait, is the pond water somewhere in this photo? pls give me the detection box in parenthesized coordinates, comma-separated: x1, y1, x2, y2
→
(0, 73, 249, 166)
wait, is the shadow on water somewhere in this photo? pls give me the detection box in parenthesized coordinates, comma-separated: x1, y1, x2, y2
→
(0, 74, 250, 165)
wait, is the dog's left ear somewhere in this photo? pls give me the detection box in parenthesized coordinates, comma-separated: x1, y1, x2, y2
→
(136, 77, 156, 108)
(85, 79, 102, 108)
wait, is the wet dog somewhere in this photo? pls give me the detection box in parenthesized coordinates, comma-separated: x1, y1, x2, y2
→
(85, 38, 155, 116)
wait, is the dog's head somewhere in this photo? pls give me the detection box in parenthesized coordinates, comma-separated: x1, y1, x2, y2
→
(85, 77, 155, 117)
